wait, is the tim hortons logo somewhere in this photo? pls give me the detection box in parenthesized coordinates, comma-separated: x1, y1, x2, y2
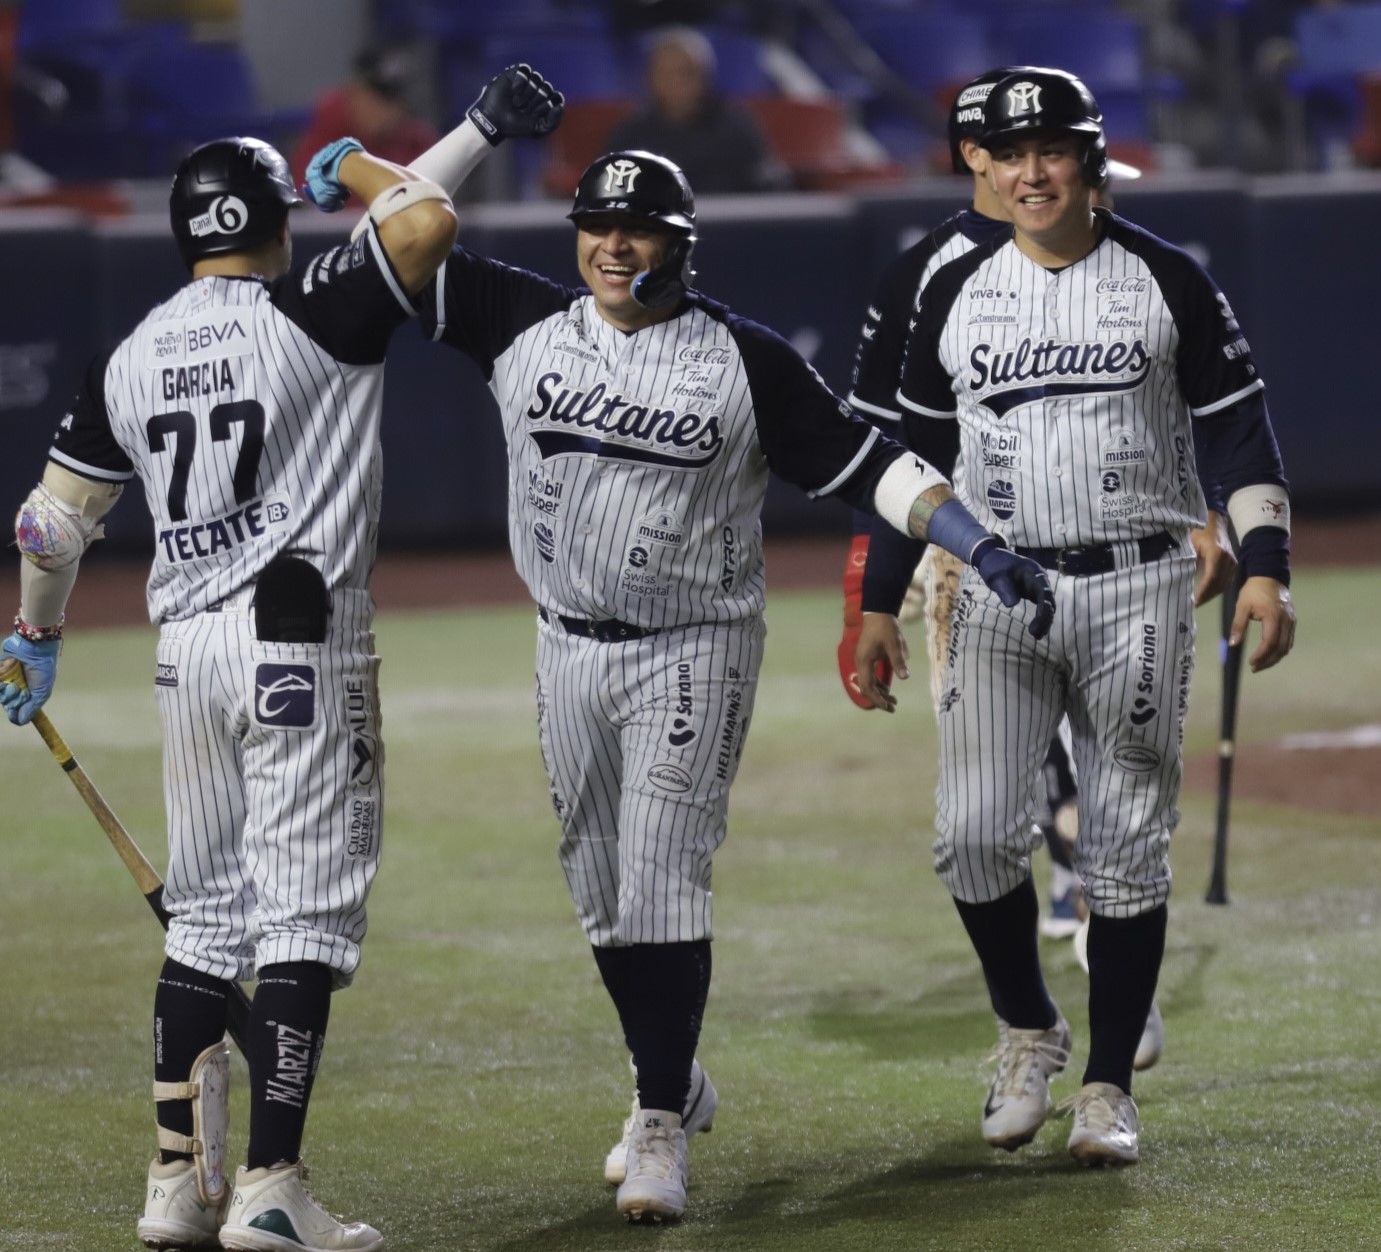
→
(603, 159, 641, 195)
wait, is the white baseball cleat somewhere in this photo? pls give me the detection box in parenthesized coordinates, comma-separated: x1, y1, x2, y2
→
(616, 1111, 689, 1223)
(604, 1059, 717, 1185)
(1065, 1081, 1140, 1165)
(218, 1161, 383, 1251)
(981, 1013, 1073, 1150)
(137, 1158, 227, 1249)
(1134, 999, 1164, 1071)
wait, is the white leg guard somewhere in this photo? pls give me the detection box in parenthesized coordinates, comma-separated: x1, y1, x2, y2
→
(152, 1040, 230, 1205)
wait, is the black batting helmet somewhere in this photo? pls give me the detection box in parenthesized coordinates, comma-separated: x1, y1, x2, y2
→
(978, 69, 1109, 188)
(170, 137, 303, 270)
(948, 66, 1042, 174)
(568, 150, 697, 308)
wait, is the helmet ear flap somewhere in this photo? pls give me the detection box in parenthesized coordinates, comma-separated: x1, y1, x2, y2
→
(630, 233, 697, 309)
(1083, 132, 1109, 188)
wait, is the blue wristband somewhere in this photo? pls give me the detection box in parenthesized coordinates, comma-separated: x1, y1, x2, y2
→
(927, 498, 994, 565)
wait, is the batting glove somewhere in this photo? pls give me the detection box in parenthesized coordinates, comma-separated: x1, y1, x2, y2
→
(972, 537, 1056, 640)
(304, 136, 364, 211)
(468, 63, 565, 146)
(0, 632, 60, 726)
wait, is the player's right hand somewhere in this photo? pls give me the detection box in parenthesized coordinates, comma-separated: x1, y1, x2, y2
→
(853, 614, 907, 713)
(972, 537, 1056, 640)
(304, 136, 364, 211)
(0, 632, 60, 726)
(468, 64, 565, 146)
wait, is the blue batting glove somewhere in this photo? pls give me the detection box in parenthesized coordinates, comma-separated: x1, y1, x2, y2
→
(972, 537, 1056, 640)
(0, 633, 61, 726)
(303, 136, 364, 211)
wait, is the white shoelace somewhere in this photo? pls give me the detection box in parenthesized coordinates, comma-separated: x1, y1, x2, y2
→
(629, 1128, 678, 1180)
(986, 1027, 1071, 1100)
(1058, 1087, 1129, 1131)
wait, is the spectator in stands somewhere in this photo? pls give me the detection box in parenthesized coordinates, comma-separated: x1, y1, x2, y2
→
(607, 26, 787, 192)
(292, 48, 438, 196)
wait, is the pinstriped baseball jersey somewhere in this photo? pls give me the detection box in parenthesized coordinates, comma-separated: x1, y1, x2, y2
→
(423, 245, 920, 944)
(42, 228, 416, 983)
(849, 209, 1009, 427)
(898, 210, 1262, 548)
(49, 228, 414, 624)
(423, 248, 906, 628)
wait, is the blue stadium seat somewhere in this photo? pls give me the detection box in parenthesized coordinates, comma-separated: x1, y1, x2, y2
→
(479, 31, 637, 103)
(992, 11, 1146, 93)
(1295, 3, 1381, 75)
(17, 0, 123, 53)
(853, 11, 995, 91)
(700, 29, 773, 97)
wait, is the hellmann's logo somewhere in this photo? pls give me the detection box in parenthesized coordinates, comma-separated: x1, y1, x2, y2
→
(524, 370, 724, 468)
(968, 337, 1151, 418)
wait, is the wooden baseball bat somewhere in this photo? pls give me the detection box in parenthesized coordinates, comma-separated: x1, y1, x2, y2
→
(2, 658, 252, 1050)
(1206, 568, 1246, 905)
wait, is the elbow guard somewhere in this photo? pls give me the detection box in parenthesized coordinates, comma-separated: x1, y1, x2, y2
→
(15, 481, 113, 570)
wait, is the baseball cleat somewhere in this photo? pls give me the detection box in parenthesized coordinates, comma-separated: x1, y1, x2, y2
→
(616, 1111, 689, 1223)
(137, 1158, 227, 1249)
(218, 1161, 383, 1251)
(981, 1012, 1073, 1150)
(604, 1059, 717, 1185)
(1134, 999, 1164, 1071)
(1064, 1081, 1140, 1166)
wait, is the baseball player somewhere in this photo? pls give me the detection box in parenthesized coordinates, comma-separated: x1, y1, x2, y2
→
(853, 69, 1296, 1165)
(413, 134, 1056, 1219)
(1, 129, 457, 1248)
(840, 67, 1237, 1073)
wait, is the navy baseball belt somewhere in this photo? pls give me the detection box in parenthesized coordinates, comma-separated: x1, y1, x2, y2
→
(538, 607, 660, 643)
(1013, 531, 1178, 577)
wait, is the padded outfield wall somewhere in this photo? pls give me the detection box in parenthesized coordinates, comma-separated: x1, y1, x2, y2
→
(0, 172, 1375, 552)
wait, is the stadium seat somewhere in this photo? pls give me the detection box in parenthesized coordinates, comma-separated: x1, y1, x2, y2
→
(700, 29, 773, 97)
(852, 11, 995, 91)
(16, 0, 123, 53)
(745, 96, 903, 190)
(479, 31, 638, 103)
(1291, 4, 1381, 167)
(540, 99, 637, 197)
(991, 11, 1147, 93)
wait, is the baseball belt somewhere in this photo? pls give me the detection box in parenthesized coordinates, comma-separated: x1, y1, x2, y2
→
(1014, 531, 1177, 577)
(538, 607, 660, 643)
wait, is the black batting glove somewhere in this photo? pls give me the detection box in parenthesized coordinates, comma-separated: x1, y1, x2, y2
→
(468, 63, 565, 146)
(972, 536, 1056, 640)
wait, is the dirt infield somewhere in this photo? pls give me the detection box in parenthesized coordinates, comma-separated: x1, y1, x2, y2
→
(24, 514, 1381, 818)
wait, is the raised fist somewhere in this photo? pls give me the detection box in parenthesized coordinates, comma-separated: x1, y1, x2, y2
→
(468, 64, 564, 146)
(972, 537, 1056, 640)
(304, 136, 364, 211)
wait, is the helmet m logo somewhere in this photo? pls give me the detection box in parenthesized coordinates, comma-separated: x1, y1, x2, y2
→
(1006, 81, 1042, 116)
(603, 159, 641, 195)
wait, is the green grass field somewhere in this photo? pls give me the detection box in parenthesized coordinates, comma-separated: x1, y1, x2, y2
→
(2, 567, 1378, 1251)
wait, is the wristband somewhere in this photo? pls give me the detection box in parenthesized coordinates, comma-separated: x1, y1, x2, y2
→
(927, 498, 995, 564)
(13, 612, 63, 642)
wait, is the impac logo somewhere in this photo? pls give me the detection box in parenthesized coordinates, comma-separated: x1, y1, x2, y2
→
(253, 663, 316, 728)
(603, 159, 641, 195)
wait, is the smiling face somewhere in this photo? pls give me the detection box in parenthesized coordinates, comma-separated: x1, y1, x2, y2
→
(575, 214, 680, 330)
(984, 129, 1097, 261)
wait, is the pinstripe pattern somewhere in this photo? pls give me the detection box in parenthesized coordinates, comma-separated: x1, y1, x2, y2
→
(58, 239, 411, 986)
(933, 556, 1194, 915)
(156, 597, 383, 984)
(905, 217, 1254, 917)
(535, 616, 763, 944)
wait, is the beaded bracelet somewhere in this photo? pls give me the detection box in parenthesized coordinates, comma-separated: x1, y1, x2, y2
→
(13, 613, 63, 643)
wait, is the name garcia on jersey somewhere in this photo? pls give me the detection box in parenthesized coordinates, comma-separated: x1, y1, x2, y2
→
(524, 369, 724, 469)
